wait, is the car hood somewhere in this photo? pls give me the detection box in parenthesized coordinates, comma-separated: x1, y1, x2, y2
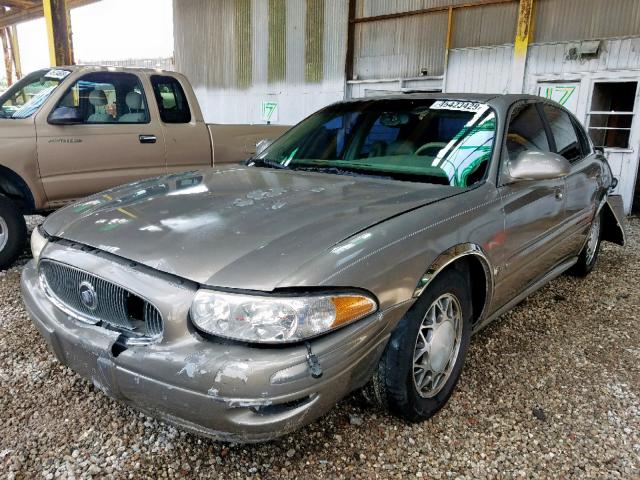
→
(44, 166, 460, 290)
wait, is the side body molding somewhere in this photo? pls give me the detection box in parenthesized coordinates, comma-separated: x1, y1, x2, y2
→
(413, 243, 494, 326)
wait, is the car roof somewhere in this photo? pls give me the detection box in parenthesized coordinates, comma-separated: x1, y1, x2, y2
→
(337, 92, 552, 111)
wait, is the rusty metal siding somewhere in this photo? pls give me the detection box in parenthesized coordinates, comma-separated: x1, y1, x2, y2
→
(445, 44, 513, 93)
(173, 0, 237, 90)
(305, 0, 324, 82)
(534, 0, 640, 43)
(173, 0, 347, 124)
(355, 0, 473, 18)
(353, 10, 448, 79)
(323, 0, 348, 82)
(452, 3, 517, 48)
(268, 0, 286, 83)
(235, 0, 252, 88)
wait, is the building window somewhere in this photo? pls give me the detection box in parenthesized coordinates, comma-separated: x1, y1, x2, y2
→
(587, 82, 637, 149)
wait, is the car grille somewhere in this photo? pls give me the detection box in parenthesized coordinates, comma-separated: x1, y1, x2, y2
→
(39, 260, 163, 341)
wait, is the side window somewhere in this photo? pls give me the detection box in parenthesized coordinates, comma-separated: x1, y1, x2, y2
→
(542, 104, 583, 163)
(506, 102, 550, 160)
(150, 75, 191, 123)
(51, 72, 149, 124)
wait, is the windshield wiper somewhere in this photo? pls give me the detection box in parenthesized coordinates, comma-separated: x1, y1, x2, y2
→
(293, 165, 392, 180)
(246, 158, 289, 170)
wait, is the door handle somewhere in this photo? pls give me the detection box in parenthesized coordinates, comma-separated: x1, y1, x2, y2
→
(555, 189, 564, 200)
(139, 135, 156, 144)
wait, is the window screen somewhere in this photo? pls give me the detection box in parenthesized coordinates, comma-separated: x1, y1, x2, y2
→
(151, 75, 191, 123)
(587, 82, 637, 149)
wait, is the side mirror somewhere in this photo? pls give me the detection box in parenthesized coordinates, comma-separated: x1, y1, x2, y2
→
(505, 150, 571, 182)
(255, 139, 272, 155)
(48, 107, 83, 125)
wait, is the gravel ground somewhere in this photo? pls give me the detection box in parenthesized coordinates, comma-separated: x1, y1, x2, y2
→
(1, 216, 639, 479)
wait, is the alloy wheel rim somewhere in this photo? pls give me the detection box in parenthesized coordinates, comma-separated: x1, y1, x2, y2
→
(585, 215, 601, 265)
(413, 293, 463, 398)
(0, 216, 7, 252)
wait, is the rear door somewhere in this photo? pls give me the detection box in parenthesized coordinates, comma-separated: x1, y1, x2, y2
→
(494, 101, 567, 308)
(540, 103, 601, 259)
(35, 71, 166, 205)
(149, 74, 212, 173)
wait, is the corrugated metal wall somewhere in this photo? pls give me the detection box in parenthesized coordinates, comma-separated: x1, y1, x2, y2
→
(174, 0, 347, 124)
(355, 0, 480, 18)
(445, 45, 513, 92)
(451, 2, 517, 48)
(353, 11, 448, 79)
(534, 0, 640, 43)
(175, 0, 640, 124)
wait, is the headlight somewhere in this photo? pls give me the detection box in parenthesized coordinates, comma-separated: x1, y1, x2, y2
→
(190, 290, 377, 343)
(30, 226, 48, 263)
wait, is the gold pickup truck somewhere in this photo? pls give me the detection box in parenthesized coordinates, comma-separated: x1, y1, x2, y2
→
(0, 65, 288, 269)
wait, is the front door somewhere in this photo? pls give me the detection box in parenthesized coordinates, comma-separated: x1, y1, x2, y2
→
(35, 71, 166, 207)
(493, 101, 566, 309)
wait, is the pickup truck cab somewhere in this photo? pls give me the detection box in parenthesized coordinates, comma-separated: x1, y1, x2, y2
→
(0, 65, 287, 269)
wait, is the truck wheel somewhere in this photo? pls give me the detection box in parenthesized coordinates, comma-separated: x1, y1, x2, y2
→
(0, 195, 27, 271)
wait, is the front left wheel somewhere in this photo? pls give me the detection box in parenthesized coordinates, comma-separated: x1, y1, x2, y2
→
(365, 268, 472, 422)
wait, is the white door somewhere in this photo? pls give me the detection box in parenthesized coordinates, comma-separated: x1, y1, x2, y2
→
(585, 79, 640, 214)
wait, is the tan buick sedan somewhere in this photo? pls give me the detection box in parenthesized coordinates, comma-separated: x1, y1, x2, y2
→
(22, 94, 625, 442)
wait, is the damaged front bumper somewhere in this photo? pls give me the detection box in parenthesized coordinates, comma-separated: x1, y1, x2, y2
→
(21, 251, 406, 442)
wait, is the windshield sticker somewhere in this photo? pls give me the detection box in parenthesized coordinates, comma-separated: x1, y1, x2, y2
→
(44, 69, 70, 80)
(430, 100, 485, 113)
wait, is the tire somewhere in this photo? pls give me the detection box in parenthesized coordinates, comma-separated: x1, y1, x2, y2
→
(365, 268, 472, 422)
(0, 195, 27, 271)
(568, 210, 602, 277)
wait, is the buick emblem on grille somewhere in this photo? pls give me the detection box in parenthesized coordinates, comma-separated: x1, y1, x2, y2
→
(79, 281, 98, 311)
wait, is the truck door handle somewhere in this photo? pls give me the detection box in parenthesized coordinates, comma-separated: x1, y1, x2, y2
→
(139, 135, 156, 144)
(555, 189, 564, 200)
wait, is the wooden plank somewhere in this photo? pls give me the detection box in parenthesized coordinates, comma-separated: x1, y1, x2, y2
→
(42, 0, 74, 65)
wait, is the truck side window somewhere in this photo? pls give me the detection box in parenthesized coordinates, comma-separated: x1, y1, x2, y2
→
(50, 72, 149, 124)
(150, 75, 191, 124)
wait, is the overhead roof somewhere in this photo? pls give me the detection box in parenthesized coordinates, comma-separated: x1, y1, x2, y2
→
(0, 0, 99, 29)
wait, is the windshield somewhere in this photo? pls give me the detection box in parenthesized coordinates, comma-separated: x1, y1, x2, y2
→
(250, 99, 497, 187)
(0, 68, 70, 119)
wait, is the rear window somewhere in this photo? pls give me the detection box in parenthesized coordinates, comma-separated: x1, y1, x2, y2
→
(151, 75, 191, 123)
